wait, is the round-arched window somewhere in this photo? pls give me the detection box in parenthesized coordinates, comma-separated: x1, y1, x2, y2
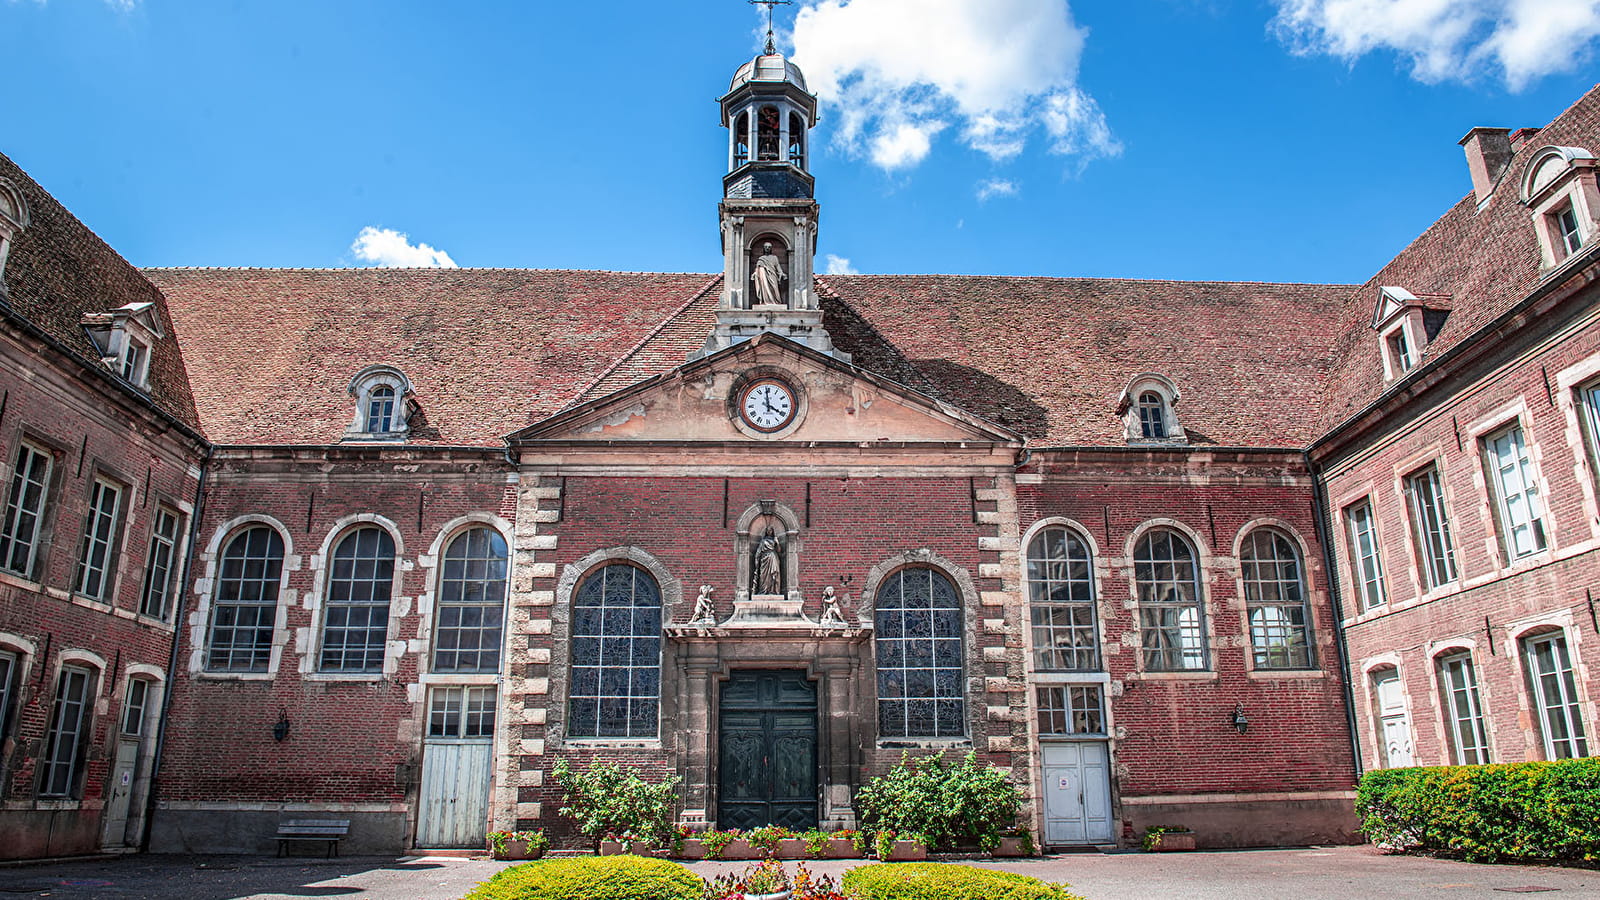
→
(1239, 528, 1312, 669)
(206, 526, 286, 672)
(433, 527, 509, 673)
(1026, 526, 1098, 671)
(1133, 528, 1205, 670)
(319, 527, 396, 672)
(568, 564, 662, 739)
(875, 567, 964, 738)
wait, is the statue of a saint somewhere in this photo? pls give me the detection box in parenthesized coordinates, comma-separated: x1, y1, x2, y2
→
(751, 526, 784, 596)
(691, 584, 716, 626)
(819, 585, 846, 628)
(751, 242, 786, 308)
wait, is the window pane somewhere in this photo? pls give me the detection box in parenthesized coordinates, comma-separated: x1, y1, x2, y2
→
(122, 678, 151, 737)
(1345, 500, 1386, 610)
(1027, 526, 1099, 671)
(1241, 529, 1313, 669)
(567, 564, 662, 738)
(1036, 685, 1104, 736)
(433, 528, 508, 673)
(140, 507, 183, 620)
(74, 479, 123, 600)
(207, 527, 285, 672)
(0, 443, 53, 578)
(41, 666, 94, 798)
(0, 651, 16, 741)
(1135, 530, 1206, 670)
(1405, 466, 1458, 589)
(1487, 425, 1547, 559)
(1437, 653, 1489, 765)
(1523, 634, 1589, 760)
(875, 567, 966, 738)
(320, 528, 395, 672)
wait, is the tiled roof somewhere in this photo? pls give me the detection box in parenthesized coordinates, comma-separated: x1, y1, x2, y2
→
(0, 153, 201, 430)
(820, 275, 1352, 447)
(149, 265, 1351, 449)
(143, 268, 718, 446)
(1318, 83, 1600, 431)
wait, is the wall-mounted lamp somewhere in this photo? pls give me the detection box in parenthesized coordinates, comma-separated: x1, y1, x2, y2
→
(1230, 703, 1249, 735)
(272, 707, 291, 742)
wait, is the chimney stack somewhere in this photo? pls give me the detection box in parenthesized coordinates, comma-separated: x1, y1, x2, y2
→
(1459, 127, 1513, 204)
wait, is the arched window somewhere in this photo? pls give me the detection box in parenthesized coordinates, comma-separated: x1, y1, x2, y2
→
(433, 527, 509, 673)
(875, 567, 965, 738)
(1027, 526, 1098, 671)
(1134, 529, 1206, 671)
(733, 112, 750, 169)
(757, 105, 780, 160)
(568, 564, 662, 738)
(1137, 392, 1167, 438)
(788, 112, 805, 168)
(40, 663, 97, 798)
(206, 526, 285, 672)
(365, 386, 396, 434)
(1240, 528, 1313, 669)
(319, 527, 396, 672)
(1436, 651, 1489, 764)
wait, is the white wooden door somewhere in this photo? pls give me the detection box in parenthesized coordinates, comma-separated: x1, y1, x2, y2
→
(101, 740, 139, 848)
(416, 686, 495, 848)
(1374, 672, 1415, 768)
(1041, 742, 1114, 846)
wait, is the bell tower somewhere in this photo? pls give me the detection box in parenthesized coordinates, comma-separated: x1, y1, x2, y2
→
(696, 22, 847, 360)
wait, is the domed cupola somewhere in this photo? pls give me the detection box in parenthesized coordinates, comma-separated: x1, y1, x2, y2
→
(696, 25, 845, 362)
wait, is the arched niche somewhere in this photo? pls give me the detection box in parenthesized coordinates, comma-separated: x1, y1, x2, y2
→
(734, 500, 802, 602)
(747, 234, 790, 308)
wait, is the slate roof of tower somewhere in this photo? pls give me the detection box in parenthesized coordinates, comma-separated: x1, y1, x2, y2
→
(0, 153, 201, 430)
(1316, 82, 1600, 432)
(147, 266, 1354, 449)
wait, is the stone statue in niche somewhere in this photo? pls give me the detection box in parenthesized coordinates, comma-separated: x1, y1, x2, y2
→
(819, 585, 847, 628)
(751, 525, 785, 596)
(690, 584, 717, 626)
(751, 242, 787, 308)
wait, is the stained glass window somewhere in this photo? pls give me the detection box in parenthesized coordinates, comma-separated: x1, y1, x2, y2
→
(1135, 529, 1206, 671)
(319, 527, 395, 672)
(433, 528, 508, 673)
(875, 566, 965, 738)
(206, 526, 285, 672)
(1027, 526, 1098, 671)
(567, 564, 662, 739)
(1241, 528, 1313, 669)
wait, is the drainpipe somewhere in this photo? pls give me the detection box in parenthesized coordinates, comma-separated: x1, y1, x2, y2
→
(1306, 451, 1365, 780)
(138, 447, 210, 851)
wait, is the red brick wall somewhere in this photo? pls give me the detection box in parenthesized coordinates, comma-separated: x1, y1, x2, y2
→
(1326, 310, 1600, 771)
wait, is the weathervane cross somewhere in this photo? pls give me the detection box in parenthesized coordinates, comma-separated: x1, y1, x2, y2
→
(748, 0, 792, 55)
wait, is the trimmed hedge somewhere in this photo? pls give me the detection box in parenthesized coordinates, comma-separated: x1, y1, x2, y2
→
(1357, 758, 1600, 863)
(841, 863, 1084, 900)
(462, 855, 701, 900)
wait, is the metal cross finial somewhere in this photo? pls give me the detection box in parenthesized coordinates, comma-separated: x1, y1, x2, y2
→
(749, 0, 792, 55)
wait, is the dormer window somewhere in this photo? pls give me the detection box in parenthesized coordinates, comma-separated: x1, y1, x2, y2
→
(1372, 286, 1449, 382)
(1137, 391, 1167, 438)
(345, 365, 411, 441)
(1118, 374, 1185, 444)
(366, 385, 396, 434)
(81, 302, 163, 390)
(0, 178, 30, 295)
(1520, 145, 1600, 268)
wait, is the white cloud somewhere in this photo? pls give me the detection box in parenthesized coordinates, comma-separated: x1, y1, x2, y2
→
(824, 254, 859, 275)
(350, 226, 459, 268)
(790, 0, 1119, 171)
(1272, 0, 1600, 88)
(976, 178, 1018, 201)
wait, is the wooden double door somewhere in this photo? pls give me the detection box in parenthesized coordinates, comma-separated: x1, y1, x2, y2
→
(717, 670, 818, 831)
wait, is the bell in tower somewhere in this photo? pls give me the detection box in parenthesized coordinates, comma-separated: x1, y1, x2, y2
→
(695, 20, 847, 361)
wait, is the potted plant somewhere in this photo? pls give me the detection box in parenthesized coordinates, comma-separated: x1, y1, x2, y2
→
(701, 828, 742, 860)
(1143, 825, 1196, 852)
(749, 824, 804, 858)
(703, 859, 792, 900)
(827, 830, 861, 858)
(871, 829, 927, 862)
(486, 829, 548, 860)
(990, 827, 1036, 857)
(669, 824, 703, 859)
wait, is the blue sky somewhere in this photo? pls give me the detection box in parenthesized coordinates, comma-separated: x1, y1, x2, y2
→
(3, 1, 1598, 284)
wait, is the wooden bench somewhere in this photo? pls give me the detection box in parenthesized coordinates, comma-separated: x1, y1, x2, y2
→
(275, 819, 350, 858)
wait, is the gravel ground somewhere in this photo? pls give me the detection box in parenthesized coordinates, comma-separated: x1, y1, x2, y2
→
(0, 845, 1595, 899)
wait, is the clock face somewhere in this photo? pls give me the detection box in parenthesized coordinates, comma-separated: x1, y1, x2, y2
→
(739, 379, 796, 433)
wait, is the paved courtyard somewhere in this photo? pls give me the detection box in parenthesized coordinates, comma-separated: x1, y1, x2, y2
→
(0, 845, 1594, 899)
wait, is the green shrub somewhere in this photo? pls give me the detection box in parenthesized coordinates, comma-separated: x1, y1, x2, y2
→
(462, 855, 701, 900)
(552, 757, 682, 849)
(1357, 758, 1600, 863)
(841, 863, 1084, 900)
(854, 751, 1023, 850)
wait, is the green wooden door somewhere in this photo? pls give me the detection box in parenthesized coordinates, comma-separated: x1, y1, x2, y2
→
(717, 670, 818, 831)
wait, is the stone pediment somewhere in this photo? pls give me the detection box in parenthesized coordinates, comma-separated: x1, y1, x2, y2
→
(509, 333, 1019, 449)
